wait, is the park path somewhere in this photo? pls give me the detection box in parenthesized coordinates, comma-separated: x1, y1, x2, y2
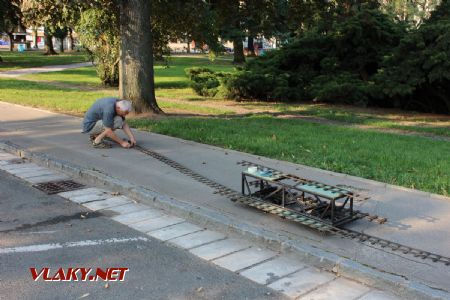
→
(0, 62, 92, 77)
(1, 101, 450, 299)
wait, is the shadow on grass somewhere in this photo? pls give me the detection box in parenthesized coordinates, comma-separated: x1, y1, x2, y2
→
(155, 81, 190, 89)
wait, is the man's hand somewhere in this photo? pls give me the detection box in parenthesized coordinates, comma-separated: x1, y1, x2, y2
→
(122, 122, 137, 148)
(121, 140, 131, 148)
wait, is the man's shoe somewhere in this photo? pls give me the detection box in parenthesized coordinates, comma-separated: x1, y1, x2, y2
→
(92, 140, 112, 149)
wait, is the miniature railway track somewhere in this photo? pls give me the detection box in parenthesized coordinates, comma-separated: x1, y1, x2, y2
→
(134, 145, 450, 266)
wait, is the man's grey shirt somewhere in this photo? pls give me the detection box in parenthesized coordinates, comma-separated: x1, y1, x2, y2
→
(82, 97, 120, 133)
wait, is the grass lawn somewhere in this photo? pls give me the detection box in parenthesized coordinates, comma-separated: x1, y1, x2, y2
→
(0, 78, 234, 116)
(0, 50, 88, 71)
(129, 117, 450, 196)
(0, 78, 115, 114)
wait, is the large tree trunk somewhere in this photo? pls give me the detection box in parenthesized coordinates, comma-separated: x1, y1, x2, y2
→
(7, 33, 14, 52)
(69, 28, 75, 51)
(247, 36, 255, 56)
(33, 28, 38, 49)
(233, 38, 245, 63)
(59, 38, 64, 53)
(44, 31, 57, 55)
(119, 0, 161, 114)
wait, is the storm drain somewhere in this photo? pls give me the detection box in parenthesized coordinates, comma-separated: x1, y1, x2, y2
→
(33, 180, 85, 194)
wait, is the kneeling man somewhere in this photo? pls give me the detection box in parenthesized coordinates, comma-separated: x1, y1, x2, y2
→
(82, 97, 137, 149)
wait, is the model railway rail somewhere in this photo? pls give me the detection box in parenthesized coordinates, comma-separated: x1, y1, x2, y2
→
(133, 145, 450, 266)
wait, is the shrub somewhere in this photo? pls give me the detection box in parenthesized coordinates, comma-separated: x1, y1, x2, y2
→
(186, 67, 227, 97)
(375, 0, 450, 113)
(224, 8, 405, 106)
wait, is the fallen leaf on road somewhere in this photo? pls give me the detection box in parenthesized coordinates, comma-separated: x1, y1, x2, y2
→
(80, 214, 86, 219)
(332, 265, 339, 274)
(111, 192, 120, 196)
(196, 287, 203, 293)
(104, 283, 109, 289)
(78, 293, 90, 299)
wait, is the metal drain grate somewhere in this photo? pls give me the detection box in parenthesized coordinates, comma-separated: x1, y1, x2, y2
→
(33, 180, 85, 195)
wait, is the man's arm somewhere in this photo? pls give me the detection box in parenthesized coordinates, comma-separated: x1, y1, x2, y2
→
(122, 122, 137, 146)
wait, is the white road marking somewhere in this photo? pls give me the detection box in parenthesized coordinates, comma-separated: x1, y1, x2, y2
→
(0, 237, 149, 254)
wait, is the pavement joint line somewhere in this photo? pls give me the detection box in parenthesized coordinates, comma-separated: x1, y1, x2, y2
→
(234, 256, 280, 274)
(194, 243, 253, 262)
(151, 221, 199, 232)
(239, 256, 308, 286)
(111, 209, 164, 225)
(268, 267, 336, 299)
(169, 229, 228, 251)
(58, 187, 108, 198)
(99, 203, 149, 216)
(266, 267, 308, 287)
(76, 198, 114, 205)
(146, 222, 205, 241)
(186, 237, 229, 251)
(0, 143, 430, 300)
(81, 196, 133, 211)
(0, 237, 149, 254)
(294, 277, 339, 300)
(212, 247, 278, 273)
(297, 277, 372, 300)
(129, 216, 186, 234)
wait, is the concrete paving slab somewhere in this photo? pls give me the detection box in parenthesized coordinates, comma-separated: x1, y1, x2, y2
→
(58, 187, 105, 199)
(268, 268, 335, 299)
(81, 196, 132, 211)
(6, 166, 46, 175)
(0, 163, 40, 171)
(15, 169, 57, 178)
(69, 191, 112, 204)
(212, 247, 278, 272)
(100, 203, 149, 215)
(169, 230, 226, 249)
(25, 173, 70, 184)
(189, 238, 252, 261)
(300, 278, 370, 300)
(128, 215, 185, 233)
(148, 222, 203, 241)
(359, 290, 400, 300)
(240, 256, 306, 285)
(111, 209, 164, 225)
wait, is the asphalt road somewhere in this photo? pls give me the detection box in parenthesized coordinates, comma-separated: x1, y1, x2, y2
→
(0, 171, 286, 300)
